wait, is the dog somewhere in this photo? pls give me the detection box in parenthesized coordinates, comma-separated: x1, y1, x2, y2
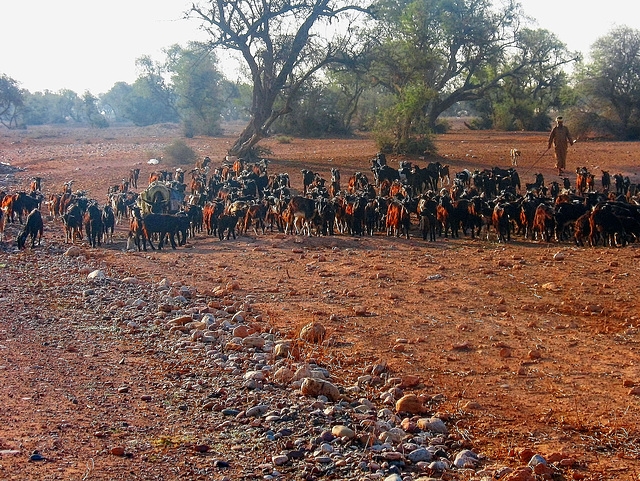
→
(509, 148, 521, 166)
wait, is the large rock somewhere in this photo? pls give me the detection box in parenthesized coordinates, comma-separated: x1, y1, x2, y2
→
(453, 449, 478, 468)
(331, 425, 355, 439)
(395, 394, 425, 414)
(232, 325, 251, 338)
(273, 367, 294, 385)
(87, 270, 105, 281)
(64, 246, 82, 257)
(299, 322, 326, 343)
(242, 336, 265, 349)
(274, 341, 292, 358)
(417, 417, 448, 434)
(292, 365, 312, 381)
(504, 467, 534, 481)
(407, 448, 433, 463)
(300, 377, 341, 401)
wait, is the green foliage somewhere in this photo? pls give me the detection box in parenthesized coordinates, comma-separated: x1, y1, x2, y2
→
(573, 26, 640, 140)
(274, 135, 294, 143)
(0, 74, 24, 128)
(368, 0, 577, 137)
(373, 82, 437, 154)
(271, 81, 354, 137)
(100, 82, 134, 123)
(353, 86, 396, 131)
(374, 131, 435, 155)
(190, 0, 371, 158)
(82, 91, 108, 128)
(219, 81, 251, 122)
(166, 43, 224, 137)
(472, 29, 574, 131)
(23, 89, 83, 125)
(123, 75, 179, 126)
(163, 139, 197, 165)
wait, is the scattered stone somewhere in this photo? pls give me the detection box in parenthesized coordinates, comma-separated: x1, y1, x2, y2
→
(453, 449, 478, 468)
(233, 325, 251, 338)
(29, 452, 45, 462)
(331, 425, 355, 439)
(499, 347, 512, 358)
(395, 394, 425, 414)
(299, 322, 326, 343)
(242, 336, 265, 349)
(408, 447, 433, 463)
(628, 386, 640, 396)
(87, 270, 106, 281)
(383, 474, 403, 481)
(0, 450, 21, 456)
(300, 378, 341, 402)
(417, 417, 448, 434)
(528, 349, 542, 360)
(64, 246, 82, 257)
(274, 342, 292, 358)
(517, 448, 534, 462)
(272, 454, 289, 466)
(273, 367, 294, 384)
(504, 466, 534, 481)
(246, 404, 270, 417)
(353, 305, 367, 316)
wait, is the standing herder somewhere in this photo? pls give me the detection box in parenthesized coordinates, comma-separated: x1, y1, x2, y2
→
(548, 116, 575, 175)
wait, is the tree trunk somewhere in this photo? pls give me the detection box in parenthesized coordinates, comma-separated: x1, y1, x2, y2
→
(228, 119, 266, 160)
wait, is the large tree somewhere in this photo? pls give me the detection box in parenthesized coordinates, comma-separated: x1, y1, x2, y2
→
(369, 0, 577, 150)
(0, 74, 24, 129)
(165, 43, 225, 137)
(576, 26, 640, 139)
(475, 28, 575, 131)
(101, 82, 134, 123)
(190, 0, 370, 159)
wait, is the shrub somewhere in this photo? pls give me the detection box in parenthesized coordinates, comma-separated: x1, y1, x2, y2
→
(274, 135, 294, 144)
(163, 139, 197, 166)
(374, 131, 436, 155)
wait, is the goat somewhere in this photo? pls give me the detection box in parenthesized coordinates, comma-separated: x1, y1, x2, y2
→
(17, 209, 43, 249)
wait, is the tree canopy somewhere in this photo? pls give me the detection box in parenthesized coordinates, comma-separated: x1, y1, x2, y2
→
(8, 6, 640, 145)
(574, 26, 640, 139)
(368, 0, 577, 151)
(190, 0, 371, 158)
(0, 74, 24, 128)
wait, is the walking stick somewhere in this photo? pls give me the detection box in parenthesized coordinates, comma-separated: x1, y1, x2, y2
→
(522, 147, 550, 176)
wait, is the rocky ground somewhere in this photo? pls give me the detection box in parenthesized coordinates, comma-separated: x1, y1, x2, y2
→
(1, 124, 640, 480)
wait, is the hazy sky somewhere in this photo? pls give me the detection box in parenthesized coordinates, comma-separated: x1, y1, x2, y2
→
(2, 0, 636, 95)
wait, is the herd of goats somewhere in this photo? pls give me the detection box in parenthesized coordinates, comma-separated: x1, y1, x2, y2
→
(1, 151, 640, 251)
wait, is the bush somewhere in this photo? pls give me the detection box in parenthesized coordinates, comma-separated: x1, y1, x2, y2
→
(274, 135, 294, 144)
(372, 131, 395, 154)
(163, 139, 197, 166)
(374, 131, 436, 155)
(433, 119, 450, 134)
(183, 120, 195, 138)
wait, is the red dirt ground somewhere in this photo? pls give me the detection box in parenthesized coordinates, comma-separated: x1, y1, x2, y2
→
(1, 123, 640, 480)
